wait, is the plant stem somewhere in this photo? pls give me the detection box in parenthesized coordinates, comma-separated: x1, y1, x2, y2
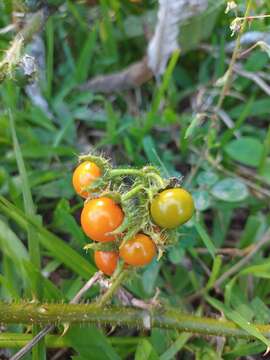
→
(110, 168, 165, 188)
(110, 169, 144, 178)
(122, 185, 145, 201)
(10, 272, 103, 360)
(216, 0, 253, 110)
(1, 303, 270, 339)
(98, 268, 128, 307)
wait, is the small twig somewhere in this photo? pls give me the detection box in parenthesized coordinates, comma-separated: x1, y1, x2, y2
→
(117, 287, 161, 310)
(187, 228, 270, 303)
(196, 247, 251, 257)
(10, 271, 103, 360)
(79, 57, 153, 93)
(216, 0, 253, 110)
(70, 271, 103, 304)
(233, 64, 270, 96)
(215, 228, 270, 287)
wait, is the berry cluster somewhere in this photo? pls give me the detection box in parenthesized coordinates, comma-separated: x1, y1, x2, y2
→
(72, 156, 194, 276)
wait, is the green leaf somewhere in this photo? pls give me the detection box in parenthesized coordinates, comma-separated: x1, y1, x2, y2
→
(240, 260, 270, 278)
(35, 176, 74, 199)
(0, 196, 96, 279)
(224, 342, 264, 359)
(206, 255, 222, 290)
(142, 260, 161, 296)
(53, 199, 86, 246)
(206, 296, 270, 349)
(229, 98, 270, 119)
(9, 110, 40, 269)
(192, 190, 211, 211)
(168, 246, 185, 265)
(239, 214, 264, 248)
(135, 339, 159, 360)
(251, 297, 270, 324)
(0, 218, 29, 264)
(76, 27, 97, 83)
(197, 171, 219, 187)
(66, 325, 121, 360)
(211, 178, 249, 202)
(23, 261, 63, 301)
(184, 114, 203, 139)
(194, 220, 216, 259)
(160, 333, 191, 360)
(225, 137, 263, 167)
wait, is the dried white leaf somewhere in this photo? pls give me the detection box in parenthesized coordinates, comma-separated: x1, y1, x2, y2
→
(147, 0, 207, 76)
(225, 1, 237, 14)
(230, 17, 242, 36)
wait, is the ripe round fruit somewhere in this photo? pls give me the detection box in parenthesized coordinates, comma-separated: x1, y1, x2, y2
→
(94, 251, 119, 276)
(72, 161, 101, 198)
(119, 233, 156, 266)
(81, 197, 124, 242)
(150, 188, 194, 229)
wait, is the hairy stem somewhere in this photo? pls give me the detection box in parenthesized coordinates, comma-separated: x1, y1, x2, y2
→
(122, 185, 145, 201)
(110, 168, 147, 178)
(216, 0, 253, 109)
(1, 303, 270, 339)
(98, 268, 128, 307)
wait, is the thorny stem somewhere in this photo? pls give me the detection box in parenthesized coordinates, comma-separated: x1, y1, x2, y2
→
(216, 0, 253, 110)
(122, 184, 145, 201)
(10, 272, 103, 360)
(2, 303, 270, 340)
(110, 168, 146, 178)
(109, 168, 165, 188)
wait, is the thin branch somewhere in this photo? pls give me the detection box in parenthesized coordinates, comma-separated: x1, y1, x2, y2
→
(232, 64, 270, 96)
(215, 228, 270, 287)
(79, 57, 153, 93)
(216, 0, 253, 110)
(187, 228, 270, 303)
(196, 247, 251, 257)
